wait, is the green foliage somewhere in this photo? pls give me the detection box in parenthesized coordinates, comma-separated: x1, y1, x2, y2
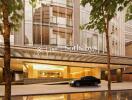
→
(29, 0, 37, 8)
(125, 4, 132, 21)
(81, 0, 132, 33)
(81, 0, 115, 33)
(0, 0, 24, 32)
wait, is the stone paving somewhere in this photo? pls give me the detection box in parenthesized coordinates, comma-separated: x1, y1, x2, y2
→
(0, 81, 132, 96)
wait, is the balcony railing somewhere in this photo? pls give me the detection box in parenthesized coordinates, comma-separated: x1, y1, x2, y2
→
(50, 16, 73, 27)
(51, 1, 73, 8)
(40, 0, 73, 8)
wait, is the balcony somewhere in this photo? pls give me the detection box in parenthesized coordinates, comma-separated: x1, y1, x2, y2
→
(50, 16, 73, 27)
(52, 5, 73, 15)
(51, 1, 73, 8)
(52, 26, 72, 34)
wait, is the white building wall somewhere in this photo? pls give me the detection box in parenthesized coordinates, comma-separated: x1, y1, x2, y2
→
(109, 11, 125, 56)
(125, 21, 132, 43)
(80, 4, 126, 56)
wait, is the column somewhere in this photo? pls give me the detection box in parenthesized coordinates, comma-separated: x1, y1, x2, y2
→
(63, 66, 70, 78)
(0, 68, 3, 82)
(92, 68, 101, 79)
(73, 0, 80, 46)
(28, 65, 34, 78)
(116, 68, 123, 82)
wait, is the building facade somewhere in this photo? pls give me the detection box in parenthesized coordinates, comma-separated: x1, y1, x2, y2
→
(80, 4, 126, 56)
(123, 20, 132, 81)
(123, 42, 132, 81)
(13, 0, 80, 47)
(125, 21, 132, 43)
(0, 0, 131, 83)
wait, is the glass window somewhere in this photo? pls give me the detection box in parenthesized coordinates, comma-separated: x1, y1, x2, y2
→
(50, 32, 57, 45)
(92, 34, 98, 49)
(66, 33, 72, 46)
(32, 1, 41, 45)
(57, 17, 66, 27)
(24, 0, 34, 45)
(87, 38, 92, 48)
(67, 0, 73, 7)
(99, 34, 103, 51)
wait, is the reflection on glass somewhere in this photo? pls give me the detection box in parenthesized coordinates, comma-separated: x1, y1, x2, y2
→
(24, 0, 33, 45)
(0, 90, 132, 100)
(29, 0, 73, 46)
(23, 64, 102, 79)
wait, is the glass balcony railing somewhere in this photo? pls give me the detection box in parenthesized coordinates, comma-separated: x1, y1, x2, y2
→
(50, 38, 57, 45)
(50, 16, 72, 27)
(67, 19, 72, 27)
(51, 0, 73, 8)
(66, 1, 73, 7)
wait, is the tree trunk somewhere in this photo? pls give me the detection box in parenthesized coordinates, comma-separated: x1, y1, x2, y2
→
(105, 20, 111, 91)
(3, 36, 11, 100)
(2, 0, 11, 100)
(105, 18, 112, 100)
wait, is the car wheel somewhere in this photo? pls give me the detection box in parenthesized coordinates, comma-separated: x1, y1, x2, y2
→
(70, 84, 73, 87)
(75, 82, 80, 87)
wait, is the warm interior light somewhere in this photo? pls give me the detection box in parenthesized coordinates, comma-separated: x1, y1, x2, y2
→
(70, 71, 83, 75)
(33, 64, 65, 71)
(84, 70, 90, 72)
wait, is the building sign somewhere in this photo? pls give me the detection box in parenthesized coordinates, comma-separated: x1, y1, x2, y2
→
(35, 45, 102, 56)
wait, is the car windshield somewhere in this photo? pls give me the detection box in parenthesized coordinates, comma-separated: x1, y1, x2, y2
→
(81, 76, 95, 80)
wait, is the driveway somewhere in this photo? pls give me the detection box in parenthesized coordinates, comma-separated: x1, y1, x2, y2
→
(0, 81, 132, 96)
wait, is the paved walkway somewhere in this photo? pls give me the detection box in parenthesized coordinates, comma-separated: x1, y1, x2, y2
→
(0, 81, 132, 96)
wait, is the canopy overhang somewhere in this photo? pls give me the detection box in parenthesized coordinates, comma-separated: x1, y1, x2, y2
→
(0, 45, 132, 66)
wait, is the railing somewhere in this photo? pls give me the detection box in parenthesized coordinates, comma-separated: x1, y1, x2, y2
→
(39, 0, 73, 8)
(50, 1, 73, 8)
(50, 16, 73, 27)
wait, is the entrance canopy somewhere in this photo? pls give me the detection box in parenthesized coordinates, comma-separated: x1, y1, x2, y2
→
(0, 45, 132, 66)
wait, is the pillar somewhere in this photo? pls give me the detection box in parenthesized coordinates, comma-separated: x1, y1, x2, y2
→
(73, 0, 80, 45)
(63, 66, 70, 78)
(33, 69, 39, 78)
(0, 68, 3, 82)
(28, 65, 34, 78)
(92, 68, 101, 79)
(116, 68, 123, 82)
(28, 65, 39, 78)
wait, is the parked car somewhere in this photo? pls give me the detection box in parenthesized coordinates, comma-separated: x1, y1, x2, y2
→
(69, 76, 101, 87)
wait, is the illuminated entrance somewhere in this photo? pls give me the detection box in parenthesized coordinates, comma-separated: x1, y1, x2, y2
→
(24, 63, 101, 79)
(0, 45, 131, 82)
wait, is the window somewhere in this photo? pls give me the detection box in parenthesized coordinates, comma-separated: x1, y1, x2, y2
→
(98, 34, 103, 51)
(92, 34, 98, 49)
(50, 32, 57, 45)
(87, 38, 92, 48)
(67, 0, 73, 7)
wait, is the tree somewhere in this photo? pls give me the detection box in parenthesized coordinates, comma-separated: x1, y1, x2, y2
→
(125, 4, 132, 21)
(81, 0, 131, 99)
(0, 0, 23, 100)
(0, 0, 37, 99)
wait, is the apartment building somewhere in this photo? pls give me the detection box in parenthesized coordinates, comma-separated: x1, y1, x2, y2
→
(13, 0, 80, 46)
(80, 4, 126, 56)
(80, 4, 127, 81)
(125, 21, 132, 43)
(0, 0, 131, 83)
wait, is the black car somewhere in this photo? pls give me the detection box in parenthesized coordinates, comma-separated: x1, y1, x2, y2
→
(69, 76, 101, 87)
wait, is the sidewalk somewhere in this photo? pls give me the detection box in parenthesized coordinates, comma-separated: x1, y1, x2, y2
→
(0, 81, 132, 96)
